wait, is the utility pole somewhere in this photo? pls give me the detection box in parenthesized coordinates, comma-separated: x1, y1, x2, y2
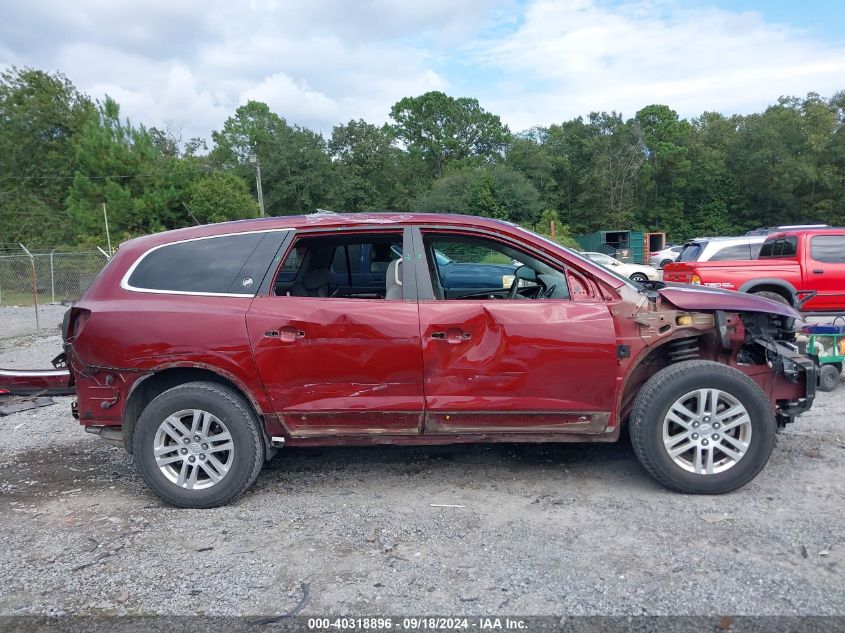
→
(249, 154, 266, 217)
(102, 202, 113, 255)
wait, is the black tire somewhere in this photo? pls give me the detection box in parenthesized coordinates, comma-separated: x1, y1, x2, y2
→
(132, 381, 264, 508)
(629, 360, 776, 494)
(660, 259, 673, 269)
(751, 290, 791, 305)
(630, 273, 648, 283)
(819, 364, 841, 392)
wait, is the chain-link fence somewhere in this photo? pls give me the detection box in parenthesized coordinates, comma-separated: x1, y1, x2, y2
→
(0, 250, 107, 307)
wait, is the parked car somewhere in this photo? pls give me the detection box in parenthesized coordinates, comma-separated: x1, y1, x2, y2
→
(649, 245, 682, 269)
(582, 252, 660, 282)
(662, 228, 845, 314)
(1, 213, 815, 508)
(668, 236, 766, 267)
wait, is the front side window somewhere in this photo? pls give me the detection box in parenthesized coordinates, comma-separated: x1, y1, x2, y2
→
(810, 235, 845, 263)
(759, 236, 798, 259)
(126, 232, 266, 294)
(423, 233, 569, 301)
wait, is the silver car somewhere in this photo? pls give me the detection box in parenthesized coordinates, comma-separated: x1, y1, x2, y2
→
(675, 236, 765, 264)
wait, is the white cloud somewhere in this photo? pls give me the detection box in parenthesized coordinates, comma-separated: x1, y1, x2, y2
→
(0, 0, 843, 141)
(475, 0, 845, 130)
(0, 0, 489, 138)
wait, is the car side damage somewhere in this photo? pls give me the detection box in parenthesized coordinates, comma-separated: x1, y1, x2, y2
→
(616, 283, 815, 432)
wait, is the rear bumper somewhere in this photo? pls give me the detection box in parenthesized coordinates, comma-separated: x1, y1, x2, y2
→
(0, 367, 73, 395)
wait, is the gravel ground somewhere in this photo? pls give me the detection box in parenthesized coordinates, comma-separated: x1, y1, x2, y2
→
(0, 304, 66, 341)
(0, 331, 843, 618)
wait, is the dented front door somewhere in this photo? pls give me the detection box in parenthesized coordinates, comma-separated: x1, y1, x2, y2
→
(417, 299, 618, 434)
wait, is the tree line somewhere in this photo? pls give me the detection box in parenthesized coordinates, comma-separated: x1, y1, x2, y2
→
(1, 67, 843, 251)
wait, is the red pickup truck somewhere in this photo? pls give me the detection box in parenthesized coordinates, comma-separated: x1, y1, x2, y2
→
(664, 229, 845, 314)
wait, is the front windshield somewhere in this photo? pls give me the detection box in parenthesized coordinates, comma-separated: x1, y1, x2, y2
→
(588, 253, 616, 266)
(513, 225, 643, 290)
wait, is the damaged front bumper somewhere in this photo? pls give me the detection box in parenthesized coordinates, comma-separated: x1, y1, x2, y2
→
(756, 337, 817, 423)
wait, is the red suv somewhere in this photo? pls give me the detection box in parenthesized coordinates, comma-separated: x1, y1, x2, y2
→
(1, 213, 816, 507)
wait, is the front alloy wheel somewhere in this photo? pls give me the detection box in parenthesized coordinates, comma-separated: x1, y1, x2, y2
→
(662, 389, 751, 475)
(630, 360, 776, 494)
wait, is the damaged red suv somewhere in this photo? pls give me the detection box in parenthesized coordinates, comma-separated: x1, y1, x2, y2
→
(1, 213, 816, 508)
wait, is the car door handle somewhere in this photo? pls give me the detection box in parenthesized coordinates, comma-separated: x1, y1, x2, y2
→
(431, 328, 472, 344)
(273, 326, 305, 342)
(812, 269, 824, 274)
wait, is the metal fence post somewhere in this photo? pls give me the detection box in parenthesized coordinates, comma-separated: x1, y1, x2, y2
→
(50, 249, 56, 303)
(19, 243, 39, 331)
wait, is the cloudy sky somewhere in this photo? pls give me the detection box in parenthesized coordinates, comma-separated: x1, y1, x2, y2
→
(2, 0, 844, 140)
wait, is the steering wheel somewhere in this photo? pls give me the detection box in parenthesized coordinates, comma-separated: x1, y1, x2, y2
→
(507, 275, 521, 300)
(541, 284, 557, 299)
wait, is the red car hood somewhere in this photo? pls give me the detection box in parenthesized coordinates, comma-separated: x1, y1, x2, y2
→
(657, 284, 802, 319)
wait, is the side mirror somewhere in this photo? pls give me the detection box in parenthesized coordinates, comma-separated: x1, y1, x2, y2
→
(515, 265, 537, 282)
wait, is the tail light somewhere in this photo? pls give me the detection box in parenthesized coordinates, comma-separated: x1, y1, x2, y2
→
(66, 308, 91, 341)
(690, 274, 702, 285)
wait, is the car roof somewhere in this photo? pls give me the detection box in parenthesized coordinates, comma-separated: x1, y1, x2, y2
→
(764, 227, 845, 239)
(683, 235, 765, 246)
(120, 211, 519, 250)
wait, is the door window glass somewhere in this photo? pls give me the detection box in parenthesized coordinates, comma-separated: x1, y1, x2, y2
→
(274, 233, 402, 299)
(759, 236, 798, 258)
(423, 233, 569, 301)
(810, 235, 845, 263)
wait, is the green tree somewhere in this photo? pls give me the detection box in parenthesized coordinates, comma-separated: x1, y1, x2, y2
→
(66, 97, 197, 242)
(412, 164, 542, 223)
(635, 105, 692, 234)
(576, 112, 645, 232)
(529, 209, 581, 250)
(210, 101, 334, 215)
(0, 67, 94, 247)
(328, 119, 403, 210)
(188, 172, 259, 224)
(390, 91, 510, 179)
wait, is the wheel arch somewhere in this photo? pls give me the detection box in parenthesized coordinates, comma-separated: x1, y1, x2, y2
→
(122, 365, 264, 454)
(737, 278, 797, 305)
(616, 332, 708, 429)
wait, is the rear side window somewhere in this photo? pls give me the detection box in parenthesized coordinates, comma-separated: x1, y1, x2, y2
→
(677, 242, 705, 262)
(126, 233, 265, 294)
(759, 236, 798, 259)
(810, 235, 845, 263)
(708, 243, 753, 261)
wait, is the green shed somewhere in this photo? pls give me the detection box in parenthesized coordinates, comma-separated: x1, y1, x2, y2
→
(575, 230, 648, 264)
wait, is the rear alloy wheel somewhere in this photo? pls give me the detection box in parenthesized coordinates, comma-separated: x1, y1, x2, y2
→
(133, 381, 264, 508)
(630, 360, 775, 494)
(153, 409, 234, 489)
(819, 364, 841, 392)
(630, 273, 649, 283)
